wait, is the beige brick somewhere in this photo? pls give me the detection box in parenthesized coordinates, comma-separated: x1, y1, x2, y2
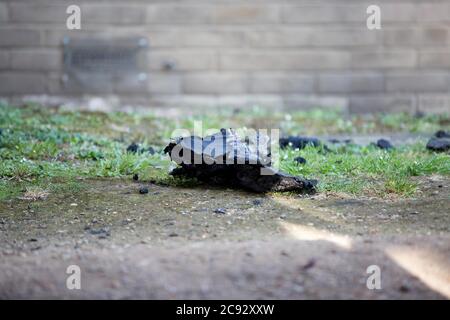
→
(9, 3, 145, 25)
(11, 49, 61, 71)
(83, 5, 146, 25)
(312, 28, 378, 47)
(247, 29, 310, 47)
(150, 30, 244, 48)
(183, 72, 248, 94)
(419, 51, 450, 68)
(47, 73, 63, 95)
(318, 72, 384, 94)
(214, 4, 279, 24)
(220, 51, 350, 70)
(43, 29, 119, 47)
(217, 95, 284, 109)
(146, 4, 215, 24)
(184, 30, 244, 47)
(383, 28, 419, 47)
(0, 3, 8, 22)
(380, 4, 417, 22)
(248, 28, 377, 47)
(386, 72, 449, 93)
(282, 5, 365, 23)
(147, 4, 278, 24)
(48, 72, 118, 96)
(282, 95, 348, 111)
(148, 73, 181, 94)
(0, 72, 47, 94)
(148, 95, 219, 109)
(145, 31, 179, 48)
(9, 4, 66, 23)
(43, 29, 80, 47)
(44, 29, 150, 47)
(0, 51, 9, 69)
(421, 28, 448, 46)
(349, 95, 416, 113)
(385, 27, 447, 47)
(0, 29, 41, 47)
(250, 73, 315, 94)
(418, 95, 450, 114)
(283, 4, 415, 24)
(113, 74, 148, 94)
(418, 4, 450, 22)
(61, 73, 114, 94)
(148, 50, 217, 71)
(352, 51, 416, 69)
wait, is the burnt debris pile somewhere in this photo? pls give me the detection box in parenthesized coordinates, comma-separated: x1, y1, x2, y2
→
(164, 129, 317, 193)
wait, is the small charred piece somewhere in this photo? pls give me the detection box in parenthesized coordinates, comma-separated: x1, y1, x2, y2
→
(164, 129, 317, 193)
(279, 136, 321, 149)
(127, 143, 156, 155)
(426, 137, 450, 152)
(126, 142, 139, 153)
(294, 156, 307, 165)
(435, 130, 450, 138)
(375, 139, 394, 150)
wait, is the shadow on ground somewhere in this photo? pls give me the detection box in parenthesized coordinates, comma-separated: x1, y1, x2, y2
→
(0, 178, 449, 299)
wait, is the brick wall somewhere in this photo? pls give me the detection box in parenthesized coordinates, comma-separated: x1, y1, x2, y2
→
(1, 0, 450, 113)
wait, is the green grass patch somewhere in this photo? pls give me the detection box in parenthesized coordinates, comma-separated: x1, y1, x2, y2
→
(0, 103, 449, 200)
(280, 143, 449, 197)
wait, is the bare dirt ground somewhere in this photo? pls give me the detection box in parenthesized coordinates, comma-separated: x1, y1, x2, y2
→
(0, 176, 449, 299)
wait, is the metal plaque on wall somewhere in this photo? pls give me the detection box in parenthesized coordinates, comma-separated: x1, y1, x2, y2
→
(62, 36, 148, 94)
